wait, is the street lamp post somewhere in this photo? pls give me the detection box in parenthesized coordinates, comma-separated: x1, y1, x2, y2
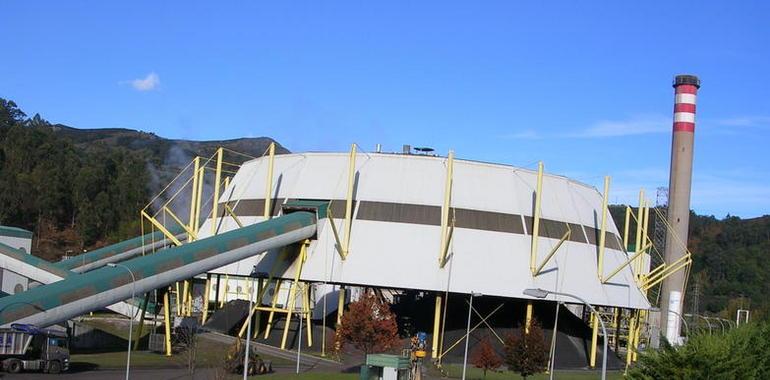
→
(686, 314, 712, 335)
(107, 263, 135, 380)
(243, 266, 261, 380)
(524, 288, 607, 380)
(462, 292, 482, 380)
(652, 308, 689, 341)
(708, 317, 726, 334)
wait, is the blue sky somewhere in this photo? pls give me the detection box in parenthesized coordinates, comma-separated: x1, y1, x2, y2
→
(2, 1, 769, 218)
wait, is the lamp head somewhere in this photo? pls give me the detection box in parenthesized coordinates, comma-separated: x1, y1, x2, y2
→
(523, 288, 549, 299)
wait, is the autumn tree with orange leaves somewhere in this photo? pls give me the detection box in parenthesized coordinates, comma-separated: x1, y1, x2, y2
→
(472, 337, 503, 378)
(336, 291, 400, 357)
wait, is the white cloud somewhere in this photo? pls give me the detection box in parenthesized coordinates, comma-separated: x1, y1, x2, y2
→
(714, 116, 770, 128)
(501, 130, 541, 139)
(127, 72, 160, 91)
(575, 115, 669, 138)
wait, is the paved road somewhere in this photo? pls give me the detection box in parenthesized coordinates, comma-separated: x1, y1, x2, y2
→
(0, 367, 221, 380)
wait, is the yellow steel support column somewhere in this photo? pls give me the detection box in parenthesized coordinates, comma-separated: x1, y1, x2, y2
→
(525, 301, 534, 334)
(141, 210, 182, 246)
(439, 150, 454, 268)
(201, 274, 211, 324)
(182, 280, 190, 316)
(281, 241, 309, 350)
(623, 206, 631, 250)
(175, 282, 181, 316)
(210, 148, 223, 235)
(625, 311, 636, 367)
(590, 312, 600, 368)
(640, 202, 650, 274)
(194, 163, 205, 236)
(219, 274, 229, 308)
(341, 144, 357, 259)
(189, 156, 200, 238)
(303, 284, 313, 347)
(264, 142, 275, 219)
(633, 190, 645, 275)
(336, 286, 346, 326)
(431, 294, 442, 358)
(263, 279, 283, 339)
(530, 162, 544, 275)
(597, 176, 610, 281)
(163, 290, 172, 356)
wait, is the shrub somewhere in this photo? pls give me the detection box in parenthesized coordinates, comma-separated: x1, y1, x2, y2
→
(628, 322, 770, 379)
(504, 319, 549, 379)
(471, 336, 503, 378)
(335, 291, 400, 357)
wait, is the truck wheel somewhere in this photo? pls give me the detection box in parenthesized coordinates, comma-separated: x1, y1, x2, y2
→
(48, 360, 62, 374)
(7, 359, 23, 373)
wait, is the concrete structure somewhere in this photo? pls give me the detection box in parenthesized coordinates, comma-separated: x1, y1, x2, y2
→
(660, 74, 700, 343)
(0, 226, 33, 295)
(201, 152, 649, 310)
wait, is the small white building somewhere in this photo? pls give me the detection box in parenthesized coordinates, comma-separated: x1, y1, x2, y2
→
(0, 226, 33, 295)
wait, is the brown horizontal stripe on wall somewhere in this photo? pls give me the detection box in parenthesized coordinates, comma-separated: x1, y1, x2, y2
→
(357, 201, 440, 226)
(217, 198, 624, 251)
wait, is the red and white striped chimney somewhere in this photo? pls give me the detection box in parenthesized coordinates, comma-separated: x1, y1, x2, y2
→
(660, 74, 700, 344)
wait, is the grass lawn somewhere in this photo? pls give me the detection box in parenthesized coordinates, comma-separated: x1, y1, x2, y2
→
(79, 318, 153, 341)
(71, 335, 293, 370)
(436, 364, 625, 379)
(237, 374, 358, 380)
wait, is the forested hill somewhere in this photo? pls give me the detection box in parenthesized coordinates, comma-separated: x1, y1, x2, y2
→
(0, 98, 286, 260)
(609, 206, 770, 321)
(2, 98, 768, 320)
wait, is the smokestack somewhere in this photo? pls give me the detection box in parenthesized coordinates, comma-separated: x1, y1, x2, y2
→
(660, 74, 700, 344)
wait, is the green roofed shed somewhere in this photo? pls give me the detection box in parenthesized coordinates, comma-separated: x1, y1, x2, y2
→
(0, 226, 33, 239)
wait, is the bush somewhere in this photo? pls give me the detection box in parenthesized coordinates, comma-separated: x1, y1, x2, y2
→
(471, 337, 502, 378)
(504, 319, 549, 379)
(628, 322, 770, 379)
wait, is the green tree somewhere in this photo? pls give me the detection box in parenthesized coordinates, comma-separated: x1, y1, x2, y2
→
(504, 319, 549, 379)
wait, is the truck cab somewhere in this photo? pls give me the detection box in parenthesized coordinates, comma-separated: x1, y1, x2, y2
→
(0, 325, 70, 374)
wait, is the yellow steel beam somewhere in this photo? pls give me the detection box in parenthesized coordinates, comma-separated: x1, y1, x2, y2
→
(162, 207, 197, 241)
(336, 286, 346, 327)
(263, 279, 283, 339)
(602, 242, 651, 283)
(643, 258, 691, 291)
(623, 206, 631, 250)
(342, 144, 357, 259)
(281, 240, 309, 349)
(163, 290, 172, 356)
(597, 176, 610, 280)
(633, 190, 645, 275)
(193, 164, 205, 236)
(431, 294, 442, 358)
(326, 208, 346, 259)
(210, 147, 223, 235)
(189, 157, 200, 239)
(238, 249, 289, 338)
(640, 201, 650, 274)
(439, 150, 455, 268)
(438, 303, 504, 360)
(530, 161, 544, 275)
(201, 274, 211, 324)
(219, 274, 229, 308)
(302, 284, 313, 347)
(590, 312, 600, 368)
(625, 311, 636, 368)
(534, 228, 571, 276)
(525, 301, 533, 334)
(223, 204, 244, 228)
(264, 142, 275, 219)
(141, 210, 182, 246)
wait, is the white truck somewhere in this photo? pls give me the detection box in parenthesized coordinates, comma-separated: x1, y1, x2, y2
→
(0, 324, 69, 374)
